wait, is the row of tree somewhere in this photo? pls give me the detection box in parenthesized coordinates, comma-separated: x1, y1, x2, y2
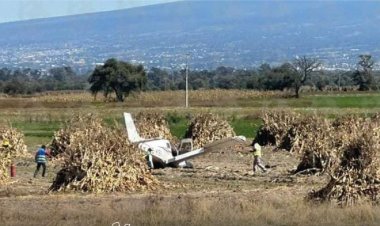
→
(0, 66, 87, 95)
(0, 55, 378, 100)
(88, 55, 378, 101)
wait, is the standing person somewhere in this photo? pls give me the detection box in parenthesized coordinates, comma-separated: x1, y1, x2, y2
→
(252, 143, 267, 173)
(34, 145, 48, 178)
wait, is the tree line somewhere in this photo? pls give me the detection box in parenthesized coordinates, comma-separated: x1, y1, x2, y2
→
(0, 66, 87, 95)
(144, 55, 379, 97)
(0, 55, 378, 100)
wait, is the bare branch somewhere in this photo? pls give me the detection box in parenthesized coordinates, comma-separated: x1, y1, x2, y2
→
(291, 56, 321, 98)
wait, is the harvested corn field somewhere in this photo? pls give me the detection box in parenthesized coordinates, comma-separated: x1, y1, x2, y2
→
(49, 114, 159, 192)
(4, 98, 380, 225)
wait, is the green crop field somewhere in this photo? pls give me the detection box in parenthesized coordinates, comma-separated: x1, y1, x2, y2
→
(2, 91, 380, 147)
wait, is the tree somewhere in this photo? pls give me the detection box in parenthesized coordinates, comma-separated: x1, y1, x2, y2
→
(0, 68, 12, 81)
(353, 54, 375, 91)
(3, 78, 26, 94)
(314, 75, 329, 91)
(88, 58, 146, 102)
(258, 63, 271, 75)
(291, 56, 321, 98)
(147, 67, 172, 90)
(49, 66, 76, 82)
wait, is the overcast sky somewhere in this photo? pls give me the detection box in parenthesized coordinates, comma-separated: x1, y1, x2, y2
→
(0, 0, 180, 23)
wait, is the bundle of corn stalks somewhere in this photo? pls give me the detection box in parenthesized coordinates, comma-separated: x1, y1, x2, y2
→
(331, 115, 367, 148)
(50, 115, 103, 158)
(255, 111, 380, 204)
(135, 112, 176, 143)
(185, 113, 235, 149)
(0, 127, 28, 157)
(254, 111, 302, 147)
(0, 154, 11, 184)
(0, 126, 28, 184)
(254, 112, 363, 174)
(291, 116, 340, 174)
(309, 126, 380, 205)
(49, 114, 159, 193)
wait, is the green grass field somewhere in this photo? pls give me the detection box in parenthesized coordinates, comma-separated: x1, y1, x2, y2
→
(9, 121, 62, 151)
(166, 113, 261, 138)
(235, 93, 380, 108)
(7, 115, 261, 149)
(3, 91, 380, 149)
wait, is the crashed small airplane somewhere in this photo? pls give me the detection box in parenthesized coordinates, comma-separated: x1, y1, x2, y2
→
(124, 113, 204, 168)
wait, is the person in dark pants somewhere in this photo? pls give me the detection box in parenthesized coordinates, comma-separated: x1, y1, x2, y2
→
(34, 145, 49, 178)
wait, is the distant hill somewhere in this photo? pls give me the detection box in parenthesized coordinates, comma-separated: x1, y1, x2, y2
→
(0, 0, 379, 71)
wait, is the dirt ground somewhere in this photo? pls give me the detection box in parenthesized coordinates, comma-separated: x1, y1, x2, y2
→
(2, 139, 377, 226)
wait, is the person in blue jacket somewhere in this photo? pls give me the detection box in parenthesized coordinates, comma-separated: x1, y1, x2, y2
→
(34, 145, 49, 178)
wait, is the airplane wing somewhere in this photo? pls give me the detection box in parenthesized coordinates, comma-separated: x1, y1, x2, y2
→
(166, 148, 205, 164)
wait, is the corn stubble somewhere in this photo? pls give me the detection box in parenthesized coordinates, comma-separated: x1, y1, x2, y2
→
(185, 113, 235, 149)
(49, 114, 159, 193)
(0, 126, 28, 184)
(255, 111, 380, 205)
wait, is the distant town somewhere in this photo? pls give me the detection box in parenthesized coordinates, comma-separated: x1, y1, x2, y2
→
(0, 1, 379, 73)
(1, 41, 379, 73)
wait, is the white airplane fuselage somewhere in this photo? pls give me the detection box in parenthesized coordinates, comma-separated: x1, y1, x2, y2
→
(124, 112, 204, 168)
(137, 139, 174, 165)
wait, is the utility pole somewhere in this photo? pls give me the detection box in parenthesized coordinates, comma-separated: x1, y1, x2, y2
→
(338, 72, 341, 91)
(185, 53, 189, 108)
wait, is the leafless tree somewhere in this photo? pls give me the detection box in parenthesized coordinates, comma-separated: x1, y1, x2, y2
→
(291, 56, 321, 98)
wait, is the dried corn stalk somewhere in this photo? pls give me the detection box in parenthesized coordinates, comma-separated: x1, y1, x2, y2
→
(135, 112, 176, 143)
(50, 115, 103, 157)
(185, 113, 235, 149)
(292, 116, 339, 173)
(49, 114, 159, 193)
(0, 150, 11, 184)
(255, 111, 340, 174)
(0, 126, 28, 184)
(254, 111, 302, 147)
(309, 115, 380, 205)
(0, 127, 28, 157)
(254, 111, 380, 204)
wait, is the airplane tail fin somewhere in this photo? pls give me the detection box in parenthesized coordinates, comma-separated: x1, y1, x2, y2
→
(124, 112, 143, 143)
